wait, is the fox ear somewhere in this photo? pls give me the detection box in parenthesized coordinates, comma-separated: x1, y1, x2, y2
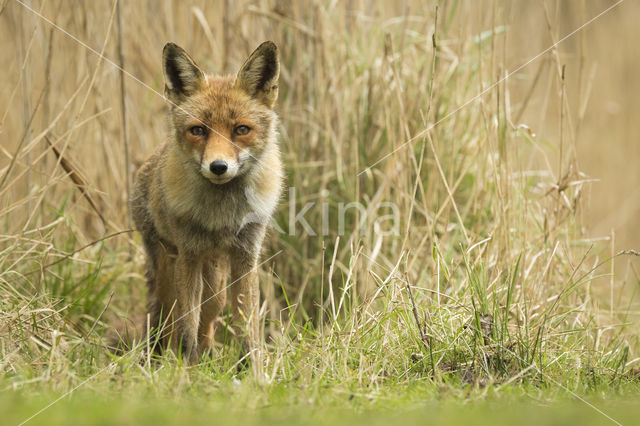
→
(235, 41, 280, 108)
(162, 43, 205, 101)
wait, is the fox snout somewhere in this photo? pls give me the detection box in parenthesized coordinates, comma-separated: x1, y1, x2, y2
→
(187, 128, 243, 184)
(209, 160, 228, 175)
(201, 154, 241, 184)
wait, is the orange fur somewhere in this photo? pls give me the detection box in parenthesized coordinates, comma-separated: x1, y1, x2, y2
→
(130, 42, 282, 366)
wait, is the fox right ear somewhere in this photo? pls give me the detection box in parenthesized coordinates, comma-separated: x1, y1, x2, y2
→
(235, 41, 280, 108)
(162, 43, 205, 101)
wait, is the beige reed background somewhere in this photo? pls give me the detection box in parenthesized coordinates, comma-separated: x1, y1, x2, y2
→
(0, 0, 638, 322)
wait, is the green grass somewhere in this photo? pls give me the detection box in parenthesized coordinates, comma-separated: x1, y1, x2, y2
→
(5, 380, 640, 426)
(1, 234, 638, 425)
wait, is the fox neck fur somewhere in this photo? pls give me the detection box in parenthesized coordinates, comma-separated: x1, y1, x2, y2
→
(150, 132, 282, 256)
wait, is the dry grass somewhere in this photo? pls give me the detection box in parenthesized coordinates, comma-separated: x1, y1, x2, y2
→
(1, 0, 639, 424)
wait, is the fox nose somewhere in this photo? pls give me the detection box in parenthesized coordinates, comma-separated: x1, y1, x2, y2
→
(209, 160, 228, 176)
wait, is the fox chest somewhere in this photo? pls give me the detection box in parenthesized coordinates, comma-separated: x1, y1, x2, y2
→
(158, 184, 263, 253)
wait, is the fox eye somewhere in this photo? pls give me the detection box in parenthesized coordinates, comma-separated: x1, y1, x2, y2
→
(233, 125, 251, 136)
(189, 126, 206, 136)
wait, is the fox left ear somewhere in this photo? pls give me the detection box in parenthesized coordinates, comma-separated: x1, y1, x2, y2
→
(235, 41, 280, 108)
(162, 43, 206, 102)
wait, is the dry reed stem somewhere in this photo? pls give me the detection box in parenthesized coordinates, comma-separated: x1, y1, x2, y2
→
(44, 135, 106, 226)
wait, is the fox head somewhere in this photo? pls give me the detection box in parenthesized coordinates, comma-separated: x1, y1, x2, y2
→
(162, 41, 279, 184)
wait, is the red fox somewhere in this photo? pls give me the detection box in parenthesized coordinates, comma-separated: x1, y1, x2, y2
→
(130, 41, 283, 365)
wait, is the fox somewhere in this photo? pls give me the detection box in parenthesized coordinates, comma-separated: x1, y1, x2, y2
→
(130, 41, 283, 365)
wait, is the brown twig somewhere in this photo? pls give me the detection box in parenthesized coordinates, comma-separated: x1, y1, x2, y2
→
(116, 0, 131, 230)
(0, 0, 9, 17)
(44, 135, 107, 226)
(27, 229, 133, 276)
(0, 86, 47, 191)
(87, 293, 114, 338)
(404, 270, 429, 353)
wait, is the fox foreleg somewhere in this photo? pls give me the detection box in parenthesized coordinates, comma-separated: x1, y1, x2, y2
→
(172, 252, 204, 364)
(228, 223, 266, 371)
